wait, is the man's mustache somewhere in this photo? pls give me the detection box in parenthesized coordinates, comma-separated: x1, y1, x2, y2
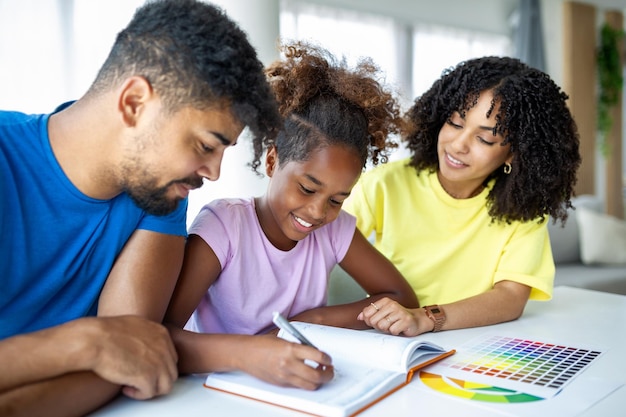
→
(174, 176, 204, 190)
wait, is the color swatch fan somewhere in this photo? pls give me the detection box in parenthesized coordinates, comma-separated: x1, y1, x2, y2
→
(420, 333, 605, 402)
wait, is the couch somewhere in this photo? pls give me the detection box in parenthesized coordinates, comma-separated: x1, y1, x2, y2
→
(328, 194, 626, 305)
(548, 195, 626, 295)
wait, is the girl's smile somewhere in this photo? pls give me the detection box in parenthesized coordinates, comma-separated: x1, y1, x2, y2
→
(255, 144, 362, 251)
(293, 214, 314, 230)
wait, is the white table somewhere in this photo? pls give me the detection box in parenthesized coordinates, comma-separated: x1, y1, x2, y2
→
(90, 286, 626, 417)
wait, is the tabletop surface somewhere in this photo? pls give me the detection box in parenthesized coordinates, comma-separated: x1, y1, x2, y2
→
(90, 286, 626, 417)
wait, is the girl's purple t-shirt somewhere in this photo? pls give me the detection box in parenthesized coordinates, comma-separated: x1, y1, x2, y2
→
(186, 197, 356, 335)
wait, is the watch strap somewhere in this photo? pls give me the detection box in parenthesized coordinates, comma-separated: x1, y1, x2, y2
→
(423, 304, 446, 332)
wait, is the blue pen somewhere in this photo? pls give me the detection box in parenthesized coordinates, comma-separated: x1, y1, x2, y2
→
(272, 311, 319, 349)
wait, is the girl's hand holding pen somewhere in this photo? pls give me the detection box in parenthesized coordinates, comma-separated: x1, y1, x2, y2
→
(272, 312, 317, 348)
(240, 334, 333, 390)
(272, 311, 334, 376)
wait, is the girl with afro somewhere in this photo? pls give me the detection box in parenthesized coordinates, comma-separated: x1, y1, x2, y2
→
(347, 56, 581, 336)
(164, 42, 418, 389)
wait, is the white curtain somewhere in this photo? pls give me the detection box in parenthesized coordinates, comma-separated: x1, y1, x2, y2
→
(280, 0, 404, 94)
(281, 0, 512, 104)
(511, 0, 546, 71)
(280, 0, 512, 162)
(0, 0, 144, 113)
(412, 25, 511, 98)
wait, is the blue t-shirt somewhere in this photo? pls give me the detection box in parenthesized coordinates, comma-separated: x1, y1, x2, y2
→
(0, 109, 188, 338)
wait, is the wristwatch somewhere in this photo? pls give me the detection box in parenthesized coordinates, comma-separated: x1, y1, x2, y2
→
(423, 305, 446, 332)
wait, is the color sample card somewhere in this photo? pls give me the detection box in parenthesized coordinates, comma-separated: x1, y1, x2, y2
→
(421, 334, 605, 401)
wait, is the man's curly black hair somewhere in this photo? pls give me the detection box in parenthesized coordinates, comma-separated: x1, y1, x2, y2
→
(265, 41, 403, 170)
(88, 0, 281, 172)
(404, 56, 581, 224)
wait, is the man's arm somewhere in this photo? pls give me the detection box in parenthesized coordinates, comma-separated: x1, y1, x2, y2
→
(0, 230, 185, 417)
(0, 372, 117, 417)
(98, 229, 185, 321)
(0, 318, 118, 394)
(0, 315, 178, 417)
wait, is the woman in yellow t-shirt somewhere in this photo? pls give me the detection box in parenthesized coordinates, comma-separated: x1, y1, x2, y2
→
(344, 56, 581, 336)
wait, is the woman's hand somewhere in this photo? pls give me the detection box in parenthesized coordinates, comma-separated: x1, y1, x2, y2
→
(357, 297, 431, 337)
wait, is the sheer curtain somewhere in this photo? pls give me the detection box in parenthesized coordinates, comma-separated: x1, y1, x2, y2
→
(280, 0, 512, 162)
(280, 0, 404, 96)
(0, 0, 144, 113)
(281, 0, 412, 163)
(412, 25, 511, 98)
(0, 0, 66, 113)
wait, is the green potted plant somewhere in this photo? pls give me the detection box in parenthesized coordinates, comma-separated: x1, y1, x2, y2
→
(596, 22, 624, 157)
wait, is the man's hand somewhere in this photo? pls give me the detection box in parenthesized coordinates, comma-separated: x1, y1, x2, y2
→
(75, 315, 178, 399)
(0, 315, 178, 402)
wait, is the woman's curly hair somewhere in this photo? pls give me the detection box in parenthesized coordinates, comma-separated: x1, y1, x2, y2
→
(263, 41, 403, 170)
(404, 56, 581, 224)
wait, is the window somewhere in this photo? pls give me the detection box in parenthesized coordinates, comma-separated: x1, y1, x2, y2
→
(412, 25, 511, 97)
(0, 0, 144, 113)
(280, 0, 402, 94)
(280, 0, 512, 162)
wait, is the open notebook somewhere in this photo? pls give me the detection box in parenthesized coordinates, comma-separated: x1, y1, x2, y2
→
(204, 322, 455, 417)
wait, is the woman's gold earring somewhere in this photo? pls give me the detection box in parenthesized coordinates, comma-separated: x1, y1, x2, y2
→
(504, 162, 512, 174)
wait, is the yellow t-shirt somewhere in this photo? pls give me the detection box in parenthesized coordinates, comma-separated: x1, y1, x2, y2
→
(343, 158, 554, 305)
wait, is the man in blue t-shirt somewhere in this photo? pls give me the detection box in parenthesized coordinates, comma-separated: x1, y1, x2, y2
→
(0, 1, 281, 415)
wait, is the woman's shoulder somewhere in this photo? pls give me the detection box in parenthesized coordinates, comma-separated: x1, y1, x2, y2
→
(362, 157, 411, 179)
(360, 158, 429, 189)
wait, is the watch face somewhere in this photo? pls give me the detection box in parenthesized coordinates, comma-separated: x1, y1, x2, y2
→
(430, 307, 441, 314)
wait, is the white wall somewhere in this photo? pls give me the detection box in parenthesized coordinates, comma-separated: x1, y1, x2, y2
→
(185, 0, 280, 227)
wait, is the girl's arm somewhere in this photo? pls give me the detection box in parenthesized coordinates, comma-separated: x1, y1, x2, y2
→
(289, 229, 419, 329)
(164, 234, 222, 328)
(168, 328, 333, 390)
(164, 235, 334, 389)
(359, 280, 531, 336)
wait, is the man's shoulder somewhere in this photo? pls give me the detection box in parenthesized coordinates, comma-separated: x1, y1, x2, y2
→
(0, 109, 40, 127)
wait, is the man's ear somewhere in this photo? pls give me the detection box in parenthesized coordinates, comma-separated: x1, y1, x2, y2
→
(265, 146, 278, 177)
(117, 76, 154, 127)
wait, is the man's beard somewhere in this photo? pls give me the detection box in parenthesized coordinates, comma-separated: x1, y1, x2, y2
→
(125, 176, 204, 216)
